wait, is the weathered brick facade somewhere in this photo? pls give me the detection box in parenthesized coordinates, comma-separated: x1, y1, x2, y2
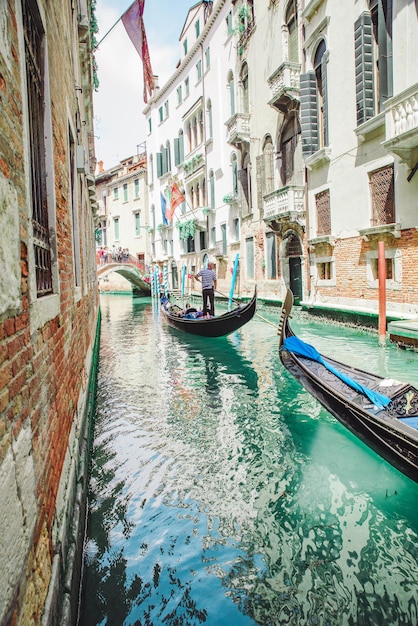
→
(0, 1, 99, 624)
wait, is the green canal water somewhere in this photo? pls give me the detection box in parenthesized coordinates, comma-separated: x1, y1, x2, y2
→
(78, 294, 418, 626)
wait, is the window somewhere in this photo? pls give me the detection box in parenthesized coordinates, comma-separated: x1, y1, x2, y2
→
(135, 212, 141, 236)
(317, 261, 332, 280)
(354, 1, 393, 125)
(148, 117, 152, 133)
(280, 115, 301, 185)
(241, 63, 249, 114)
(239, 152, 252, 216)
(174, 131, 184, 166)
(23, 0, 53, 296)
(207, 99, 213, 139)
(315, 189, 331, 236)
(211, 226, 216, 245)
(231, 153, 238, 197)
(134, 178, 139, 198)
(199, 231, 206, 251)
(164, 100, 169, 118)
(221, 223, 227, 255)
(196, 60, 202, 81)
(114, 217, 120, 241)
(246, 237, 254, 279)
(177, 85, 182, 104)
(69, 129, 81, 287)
(286, 0, 299, 63)
(266, 232, 277, 279)
(195, 20, 200, 38)
(183, 39, 188, 55)
(113, 187, 119, 200)
(314, 39, 328, 149)
(226, 11, 233, 35)
(185, 77, 190, 97)
(209, 170, 215, 209)
(233, 218, 240, 241)
(300, 39, 328, 157)
(205, 47, 210, 70)
(369, 164, 395, 226)
(123, 183, 128, 202)
(159, 106, 163, 122)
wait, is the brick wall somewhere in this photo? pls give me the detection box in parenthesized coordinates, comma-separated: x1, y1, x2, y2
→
(0, 1, 99, 624)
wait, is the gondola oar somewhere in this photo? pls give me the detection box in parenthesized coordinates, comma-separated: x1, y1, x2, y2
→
(214, 288, 278, 330)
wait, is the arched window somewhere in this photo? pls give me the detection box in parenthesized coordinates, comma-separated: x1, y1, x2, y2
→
(165, 140, 171, 173)
(199, 110, 204, 144)
(263, 136, 274, 194)
(192, 116, 198, 148)
(231, 153, 238, 196)
(209, 169, 215, 209)
(228, 70, 235, 116)
(280, 115, 300, 185)
(206, 99, 213, 139)
(285, 0, 298, 63)
(314, 39, 328, 148)
(240, 62, 249, 114)
(240, 152, 252, 216)
(187, 121, 192, 152)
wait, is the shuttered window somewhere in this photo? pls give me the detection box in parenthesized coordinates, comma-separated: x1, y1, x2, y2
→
(354, 12, 375, 125)
(300, 72, 318, 158)
(315, 189, 331, 236)
(369, 164, 394, 226)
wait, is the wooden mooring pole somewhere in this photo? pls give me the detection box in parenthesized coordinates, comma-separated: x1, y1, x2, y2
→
(378, 241, 387, 346)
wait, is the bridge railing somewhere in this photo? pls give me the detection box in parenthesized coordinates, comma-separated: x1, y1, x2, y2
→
(97, 251, 146, 274)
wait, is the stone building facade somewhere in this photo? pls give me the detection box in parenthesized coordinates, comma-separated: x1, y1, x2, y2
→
(143, 0, 418, 318)
(0, 0, 99, 624)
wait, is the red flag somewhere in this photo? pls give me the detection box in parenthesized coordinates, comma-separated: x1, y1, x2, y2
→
(122, 0, 154, 103)
(170, 182, 185, 214)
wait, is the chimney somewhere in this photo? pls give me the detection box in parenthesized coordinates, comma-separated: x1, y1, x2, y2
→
(98, 160, 104, 173)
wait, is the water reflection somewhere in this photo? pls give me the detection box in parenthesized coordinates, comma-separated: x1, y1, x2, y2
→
(79, 296, 418, 626)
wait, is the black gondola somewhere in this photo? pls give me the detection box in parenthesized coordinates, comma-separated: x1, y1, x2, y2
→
(278, 288, 418, 482)
(161, 287, 257, 338)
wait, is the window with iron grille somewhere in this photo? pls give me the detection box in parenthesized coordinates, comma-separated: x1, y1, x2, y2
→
(23, 0, 53, 297)
(315, 189, 331, 236)
(369, 164, 394, 225)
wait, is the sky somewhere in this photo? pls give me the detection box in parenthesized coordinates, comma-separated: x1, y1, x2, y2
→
(93, 0, 194, 171)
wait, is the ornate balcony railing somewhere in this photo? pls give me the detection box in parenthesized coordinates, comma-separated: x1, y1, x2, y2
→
(267, 62, 301, 111)
(263, 185, 305, 222)
(383, 83, 418, 169)
(225, 113, 250, 146)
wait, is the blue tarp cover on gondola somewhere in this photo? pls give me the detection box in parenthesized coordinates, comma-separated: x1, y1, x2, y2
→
(282, 335, 391, 411)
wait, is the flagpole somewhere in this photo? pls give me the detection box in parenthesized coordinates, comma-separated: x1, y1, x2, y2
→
(93, 0, 136, 50)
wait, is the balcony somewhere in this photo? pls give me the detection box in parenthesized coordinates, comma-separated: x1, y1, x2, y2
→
(263, 185, 305, 228)
(225, 113, 250, 147)
(383, 83, 418, 172)
(268, 62, 301, 113)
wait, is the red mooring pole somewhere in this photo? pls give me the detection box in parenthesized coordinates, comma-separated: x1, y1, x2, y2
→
(378, 241, 386, 346)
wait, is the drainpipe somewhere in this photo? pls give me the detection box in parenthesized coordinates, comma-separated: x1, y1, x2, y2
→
(378, 240, 386, 346)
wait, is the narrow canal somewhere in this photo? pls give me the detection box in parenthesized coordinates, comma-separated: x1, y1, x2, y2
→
(79, 294, 418, 626)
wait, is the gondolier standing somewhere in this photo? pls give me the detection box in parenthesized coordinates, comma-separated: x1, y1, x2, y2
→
(194, 262, 217, 317)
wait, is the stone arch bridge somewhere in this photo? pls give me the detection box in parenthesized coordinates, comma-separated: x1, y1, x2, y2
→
(97, 261, 151, 294)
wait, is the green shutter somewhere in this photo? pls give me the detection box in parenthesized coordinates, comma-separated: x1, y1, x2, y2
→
(174, 138, 180, 166)
(156, 152, 163, 177)
(300, 71, 318, 157)
(354, 12, 375, 125)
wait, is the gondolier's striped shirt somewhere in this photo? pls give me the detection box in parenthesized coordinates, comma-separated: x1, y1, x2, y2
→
(197, 268, 216, 290)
